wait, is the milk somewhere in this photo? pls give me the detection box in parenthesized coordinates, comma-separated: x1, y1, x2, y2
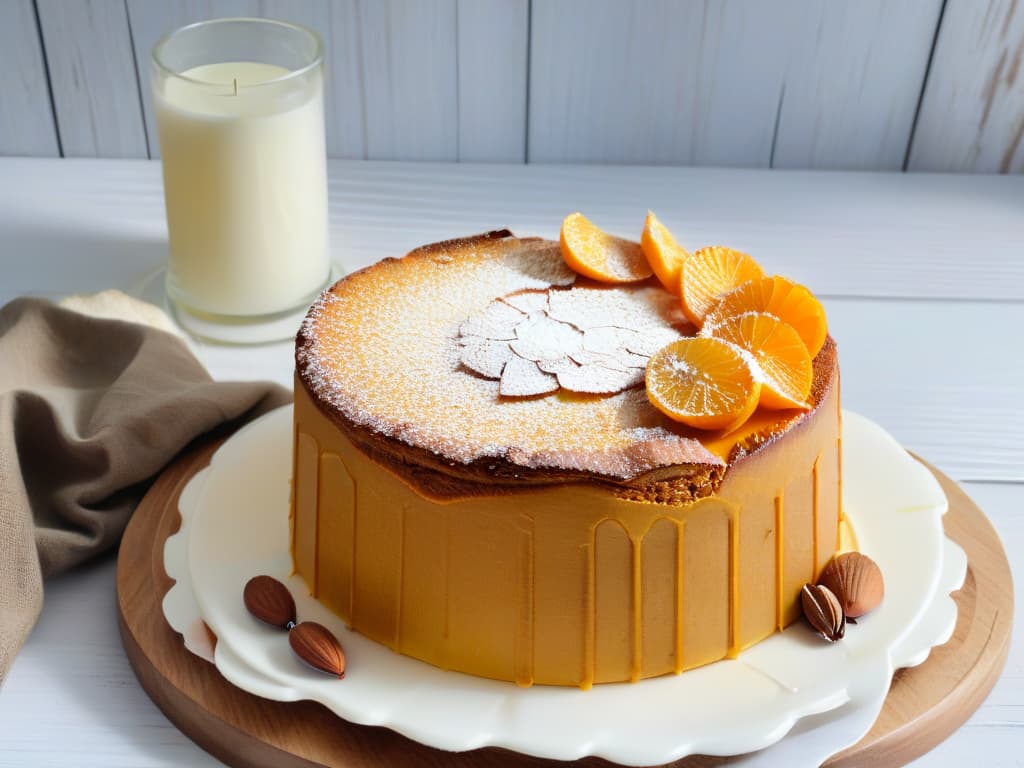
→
(155, 61, 329, 318)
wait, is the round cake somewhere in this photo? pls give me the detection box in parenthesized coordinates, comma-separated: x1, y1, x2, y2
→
(291, 230, 841, 688)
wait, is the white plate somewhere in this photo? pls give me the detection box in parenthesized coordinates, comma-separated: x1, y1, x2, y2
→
(165, 407, 965, 766)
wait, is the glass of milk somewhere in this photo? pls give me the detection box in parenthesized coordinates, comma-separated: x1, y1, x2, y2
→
(152, 18, 330, 343)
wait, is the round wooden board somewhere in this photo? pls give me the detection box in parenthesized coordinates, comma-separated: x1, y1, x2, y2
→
(117, 433, 1013, 768)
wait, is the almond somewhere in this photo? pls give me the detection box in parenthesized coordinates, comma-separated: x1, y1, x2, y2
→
(289, 621, 346, 678)
(800, 583, 845, 642)
(243, 575, 296, 629)
(819, 552, 884, 619)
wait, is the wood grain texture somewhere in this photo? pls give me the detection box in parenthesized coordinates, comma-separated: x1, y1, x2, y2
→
(771, 0, 943, 170)
(116, 435, 1012, 768)
(358, 0, 458, 160)
(527, 0, 942, 169)
(125, 0, 527, 161)
(323, 161, 1024, 302)
(908, 0, 1024, 173)
(456, 0, 528, 162)
(0, 0, 59, 156)
(357, 0, 529, 160)
(124, 0, 367, 159)
(37, 0, 148, 158)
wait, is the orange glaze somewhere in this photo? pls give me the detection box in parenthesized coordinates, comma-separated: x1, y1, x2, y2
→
(291, 371, 841, 687)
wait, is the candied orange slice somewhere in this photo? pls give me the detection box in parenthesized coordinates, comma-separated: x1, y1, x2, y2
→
(645, 337, 761, 431)
(680, 246, 764, 326)
(640, 211, 689, 293)
(704, 276, 828, 357)
(707, 312, 812, 410)
(560, 212, 653, 283)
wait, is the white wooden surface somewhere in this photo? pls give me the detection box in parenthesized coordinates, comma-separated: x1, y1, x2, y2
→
(36, 0, 149, 158)
(0, 158, 1021, 766)
(527, 0, 942, 169)
(909, 0, 1024, 173)
(0, 0, 59, 157)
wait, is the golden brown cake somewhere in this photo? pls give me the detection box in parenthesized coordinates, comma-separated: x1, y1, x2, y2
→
(291, 230, 841, 688)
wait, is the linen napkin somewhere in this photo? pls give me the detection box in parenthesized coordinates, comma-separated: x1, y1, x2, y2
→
(0, 294, 290, 682)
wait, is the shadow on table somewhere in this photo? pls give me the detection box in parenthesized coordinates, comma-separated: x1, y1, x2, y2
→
(1, 220, 167, 303)
(20, 552, 223, 765)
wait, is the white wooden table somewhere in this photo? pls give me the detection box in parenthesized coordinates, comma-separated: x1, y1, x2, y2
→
(0, 158, 1020, 767)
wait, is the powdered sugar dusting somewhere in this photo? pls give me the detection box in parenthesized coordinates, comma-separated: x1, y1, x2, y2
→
(459, 336, 512, 378)
(459, 299, 522, 340)
(297, 235, 726, 480)
(500, 354, 559, 396)
(502, 290, 550, 314)
(556, 362, 643, 393)
(510, 311, 584, 363)
(459, 283, 690, 398)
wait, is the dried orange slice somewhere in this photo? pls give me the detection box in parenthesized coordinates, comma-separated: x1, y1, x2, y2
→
(707, 312, 812, 410)
(560, 212, 652, 283)
(704, 276, 828, 357)
(646, 337, 761, 431)
(680, 246, 764, 326)
(640, 211, 689, 293)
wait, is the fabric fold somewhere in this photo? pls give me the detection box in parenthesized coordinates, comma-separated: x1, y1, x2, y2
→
(0, 296, 290, 682)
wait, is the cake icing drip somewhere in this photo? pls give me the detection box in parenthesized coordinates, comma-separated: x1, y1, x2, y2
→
(290, 375, 843, 686)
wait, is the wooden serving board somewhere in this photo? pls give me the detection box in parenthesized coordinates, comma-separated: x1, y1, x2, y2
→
(117, 434, 1013, 768)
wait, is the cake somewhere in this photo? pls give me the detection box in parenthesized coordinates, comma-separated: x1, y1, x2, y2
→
(291, 228, 841, 688)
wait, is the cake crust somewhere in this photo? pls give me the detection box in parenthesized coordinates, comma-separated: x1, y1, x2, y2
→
(296, 231, 838, 503)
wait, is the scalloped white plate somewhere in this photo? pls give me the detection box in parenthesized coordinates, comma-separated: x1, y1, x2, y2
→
(165, 407, 965, 766)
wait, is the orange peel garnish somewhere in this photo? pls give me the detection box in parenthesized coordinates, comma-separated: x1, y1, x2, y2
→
(680, 246, 764, 326)
(645, 336, 760, 431)
(704, 275, 828, 357)
(640, 211, 689, 294)
(560, 212, 653, 283)
(706, 312, 813, 410)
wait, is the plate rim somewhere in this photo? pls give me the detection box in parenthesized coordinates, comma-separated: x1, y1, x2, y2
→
(169, 406, 964, 766)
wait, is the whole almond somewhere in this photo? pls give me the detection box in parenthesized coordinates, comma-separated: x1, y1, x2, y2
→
(289, 621, 346, 678)
(819, 552, 884, 618)
(243, 575, 297, 629)
(801, 583, 846, 642)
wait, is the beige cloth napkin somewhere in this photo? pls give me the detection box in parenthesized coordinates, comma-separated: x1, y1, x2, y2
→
(0, 293, 290, 682)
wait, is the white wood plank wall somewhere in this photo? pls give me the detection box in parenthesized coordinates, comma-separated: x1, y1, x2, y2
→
(1, 0, 1022, 172)
(0, 0, 59, 156)
(528, 0, 943, 168)
(123, 0, 527, 161)
(909, 0, 1024, 173)
(36, 0, 149, 157)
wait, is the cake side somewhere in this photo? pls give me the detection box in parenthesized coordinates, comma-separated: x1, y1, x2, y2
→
(291, 359, 840, 686)
(290, 232, 842, 687)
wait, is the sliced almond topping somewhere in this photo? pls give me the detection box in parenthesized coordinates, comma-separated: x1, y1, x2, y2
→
(458, 300, 524, 340)
(510, 312, 584, 363)
(460, 337, 514, 378)
(502, 290, 550, 314)
(457, 285, 688, 398)
(499, 354, 559, 397)
(557, 364, 645, 394)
